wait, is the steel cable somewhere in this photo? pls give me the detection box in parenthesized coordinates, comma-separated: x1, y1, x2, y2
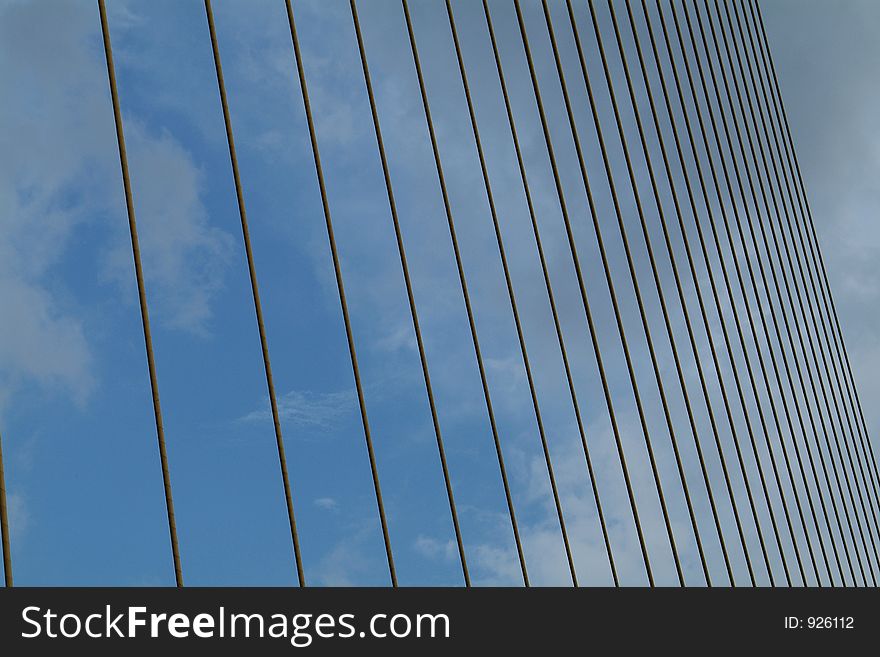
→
(352, 0, 531, 585)
(742, 0, 880, 549)
(690, 0, 868, 585)
(608, 0, 792, 586)
(396, 0, 520, 585)
(445, 0, 577, 585)
(0, 433, 11, 586)
(737, 0, 880, 537)
(636, 0, 801, 586)
(98, 0, 183, 587)
(677, 0, 847, 585)
(511, 0, 657, 584)
(713, 0, 880, 582)
(482, 0, 620, 585)
(205, 0, 308, 586)
(748, 1, 880, 505)
(659, 0, 827, 586)
(550, 0, 693, 585)
(283, 0, 396, 585)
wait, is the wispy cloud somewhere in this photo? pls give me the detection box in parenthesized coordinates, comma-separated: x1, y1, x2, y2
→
(414, 535, 457, 563)
(0, 0, 106, 406)
(0, 278, 94, 408)
(311, 523, 382, 587)
(0, 0, 235, 407)
(7, 492, 29, 545)
(239, 389, 357, 428)
(101, 121, 234, 335)
(314, 497, 339, 512)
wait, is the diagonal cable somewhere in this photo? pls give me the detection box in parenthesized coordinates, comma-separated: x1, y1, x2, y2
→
(283, 0, 396, 585)
(204, 0, 307, 586)
(445, 0, 578, 585)
(98, 0, 183, 587)
(482, 0, 619, 585)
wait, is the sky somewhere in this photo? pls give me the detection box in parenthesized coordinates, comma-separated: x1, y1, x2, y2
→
(0, 0, 877, 587)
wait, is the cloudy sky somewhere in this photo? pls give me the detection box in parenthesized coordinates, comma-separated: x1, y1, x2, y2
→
(1, 0, 877, 587)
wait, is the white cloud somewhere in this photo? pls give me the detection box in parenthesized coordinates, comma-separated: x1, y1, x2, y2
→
(311, 525, 379, 586)
(0, 0, 234, 406)
(240, 389, 357, 429)
(414, 535, 457, 563)
(0, 1, 106, 406)
(374, 324, 418, 354)
(314, 497, 339, 511)
(101, 122, 234, 335)
(0, 278, 93, 407)
(7, 491, 29, 545)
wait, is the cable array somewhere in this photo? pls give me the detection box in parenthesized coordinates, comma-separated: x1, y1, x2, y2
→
(49, 0, 875, 587)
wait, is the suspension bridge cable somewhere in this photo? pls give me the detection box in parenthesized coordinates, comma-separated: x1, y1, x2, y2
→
(597, 0, 738, 585)
(693, 0, 871, 585)
(659, 0, 825, 586)
(349, 0, 501, 587)
(577, 0, 719, 585)
(544, 0, 690, 585)
(350, 0, 519, 586)
(594, 0, 775, 585)
(736, 0, 880, 579)
(482, 0, 619, 585)
(611, 0, 791, 586)
(704, 0, 877, 584)
(555, 0, 697, 585)
(741, 0, 880, 573)
(719, 0, 880, 584)
(749, 0, 880, 497)
(704, 0, 875, 584)
(627, 0, 803, 586)
(40, 0, 874, 589)
(510, 0, 656, 584)
(678, 0, 840, 586)
(397, 0, 523, 585)
(282, 0, 397, 585)
(204, 0, 308, 586)
(0, 432, 11, 586)
(740, 0, 880, 530)
(445, 0, 577, 585)
(737, 0, 880, 532)
(98, 0, 183, 587)
(753, 1, 880, 516)
(737, 4, 880, 524)
(715, 0, 880, 581)
(626, 0, 803, 586)
(678, 0, 846, 585)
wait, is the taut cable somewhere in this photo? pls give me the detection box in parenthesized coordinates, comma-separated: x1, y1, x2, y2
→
(204, 0, 306, 586)
(98, 0, 183, 587)
(283, 0, 396, 585)
(0, 432, 11, 586)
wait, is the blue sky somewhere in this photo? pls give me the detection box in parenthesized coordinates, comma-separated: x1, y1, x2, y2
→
(1, 0, 878, 586)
